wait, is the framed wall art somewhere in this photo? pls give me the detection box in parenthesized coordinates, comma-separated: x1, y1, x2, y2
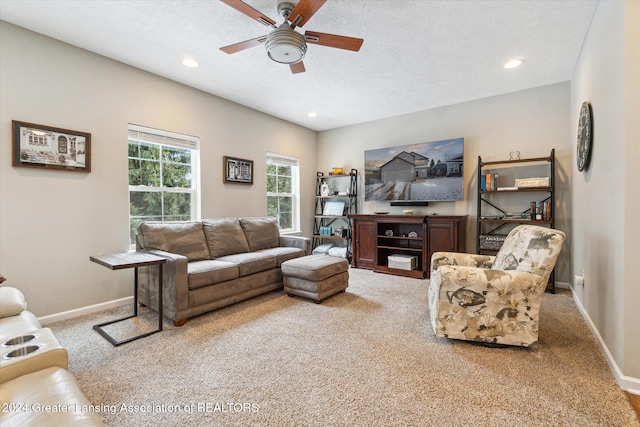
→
(223, 156, 253, 184)
(322, 200, 345, 216)
(12, 120, 91, 172)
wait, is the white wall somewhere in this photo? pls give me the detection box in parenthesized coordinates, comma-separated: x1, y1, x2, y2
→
(318, 83, 572, 283)
(570, 0, 640, 381)
(0, 22, 317, 317)
(623, 0, 640, 383)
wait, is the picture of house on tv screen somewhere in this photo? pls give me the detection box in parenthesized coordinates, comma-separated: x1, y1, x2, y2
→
(364, 138, 464, 202)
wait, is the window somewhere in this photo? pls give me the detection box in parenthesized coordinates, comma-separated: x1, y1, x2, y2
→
(267, 153, 299, 233)
(128, 124, 200, 246)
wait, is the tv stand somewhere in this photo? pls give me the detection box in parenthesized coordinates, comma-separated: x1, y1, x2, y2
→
(351, 214, 466, 278)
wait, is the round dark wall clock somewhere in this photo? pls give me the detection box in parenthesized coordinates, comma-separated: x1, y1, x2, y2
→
(576, 101, 593, 172)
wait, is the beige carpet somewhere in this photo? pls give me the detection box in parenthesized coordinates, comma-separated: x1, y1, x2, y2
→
(49, 268, 639, 427)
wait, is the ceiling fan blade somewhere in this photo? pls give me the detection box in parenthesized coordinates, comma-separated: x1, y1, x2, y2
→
(290, 62, 306, 74)
(288, 0, 327, 28)
(219, 0, 276, 28)
(220, 35, 268, 54)
(304, 31, 363, 51)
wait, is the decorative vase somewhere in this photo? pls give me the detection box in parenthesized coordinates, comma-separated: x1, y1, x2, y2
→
(320, 180, 330, 197)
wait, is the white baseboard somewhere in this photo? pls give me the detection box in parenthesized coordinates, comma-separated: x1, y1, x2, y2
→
(555, 280, 570, 290)
(38, 296, 134, 325)
(569, 285, 640, 395)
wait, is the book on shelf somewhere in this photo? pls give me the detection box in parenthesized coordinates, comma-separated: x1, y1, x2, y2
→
(529, 201, 552, 220)
(480, 215, 503, 220)
(480, 172, 500, 191)
(504, 212, 529, 219)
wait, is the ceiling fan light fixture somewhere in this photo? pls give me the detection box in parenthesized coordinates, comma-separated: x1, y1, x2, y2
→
(265, 25, 307, 64)
(219, 0, 363, 74)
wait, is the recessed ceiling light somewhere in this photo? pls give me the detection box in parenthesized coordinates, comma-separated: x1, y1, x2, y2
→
(182, 58, 199, 68)
(504, 58, 524, 69)
(307, 112, 318, 118)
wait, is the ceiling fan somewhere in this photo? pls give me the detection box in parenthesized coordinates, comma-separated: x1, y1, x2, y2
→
(219, 0, 363, 74)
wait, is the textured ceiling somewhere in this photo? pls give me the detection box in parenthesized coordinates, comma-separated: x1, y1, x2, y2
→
(0, 0, 597, 131)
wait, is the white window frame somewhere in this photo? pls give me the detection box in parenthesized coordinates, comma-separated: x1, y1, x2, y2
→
(267, 153, 300, 234)
(128, 124, 200, 248)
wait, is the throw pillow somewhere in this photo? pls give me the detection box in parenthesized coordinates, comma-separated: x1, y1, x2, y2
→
(203, 218, 250, 258)
(138, 221, 210, 261)
(239, 217, 280, 252)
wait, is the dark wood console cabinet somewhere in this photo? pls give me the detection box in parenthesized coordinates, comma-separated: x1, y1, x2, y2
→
(351, 214, 466, 279)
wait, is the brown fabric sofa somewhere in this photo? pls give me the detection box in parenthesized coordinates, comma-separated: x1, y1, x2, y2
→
(136, 217, 310, 326)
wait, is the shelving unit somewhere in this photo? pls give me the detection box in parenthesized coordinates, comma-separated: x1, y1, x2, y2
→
(374, 216, 426, 279)
(351, 214, 466, 279)
(312, 169, 358, 261)
(476, 149, 557, 291)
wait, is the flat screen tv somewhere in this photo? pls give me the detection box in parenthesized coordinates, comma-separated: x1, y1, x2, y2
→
(364, 137, 464, 204)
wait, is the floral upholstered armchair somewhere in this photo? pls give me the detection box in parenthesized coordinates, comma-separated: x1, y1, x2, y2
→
(428, 225, 566, 347)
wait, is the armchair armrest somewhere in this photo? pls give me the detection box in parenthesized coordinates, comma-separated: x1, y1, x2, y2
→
(430, 252, 495, 277)
(428, 265, 548, 346)
(279, 235, 311, 256)
(137, 249, 189, 317)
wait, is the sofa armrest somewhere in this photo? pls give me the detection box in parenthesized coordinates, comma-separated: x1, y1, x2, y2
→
(0, 311, 42, 343)
(137, 249, 189, 318)
(279, 235, 311, 256)
(430, 251, 495, 277)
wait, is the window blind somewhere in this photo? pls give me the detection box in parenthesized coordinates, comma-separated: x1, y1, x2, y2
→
(128, 123, 199, 149)
(267, 152, 299, 166)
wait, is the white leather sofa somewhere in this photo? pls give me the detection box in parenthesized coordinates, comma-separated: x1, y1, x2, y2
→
(0, 286, 105, 426)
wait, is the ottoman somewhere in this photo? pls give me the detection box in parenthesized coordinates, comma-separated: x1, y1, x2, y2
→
(281, 255, 349, 303)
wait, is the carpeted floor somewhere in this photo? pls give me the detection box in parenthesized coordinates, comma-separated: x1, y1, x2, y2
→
(48, 268, 639, 426)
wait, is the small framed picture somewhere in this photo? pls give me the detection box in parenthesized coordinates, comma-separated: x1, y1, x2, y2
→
(12, 120, 91, 172)
(224, 156, 253, 184)
(323, 200, 345, 216)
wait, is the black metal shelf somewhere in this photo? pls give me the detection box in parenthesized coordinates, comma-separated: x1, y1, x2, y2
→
(476, 149, 557, 292)
(480, 187, 552, 194)
(478, 218, 553, 224)
(313, 169, 358, 261)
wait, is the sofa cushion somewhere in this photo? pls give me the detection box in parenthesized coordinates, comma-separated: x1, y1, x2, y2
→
(0, 366, 106, 426)
(187, 260, 239, 290)
(281, 255, 349, 281)
(203, 218, 250, 258)
(216, 252, 277, 277)
(0, 287, 27, 318)
(138, 221, 210, 261)
(257, 247, 305, 267)
(239, 217, 280, 251)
